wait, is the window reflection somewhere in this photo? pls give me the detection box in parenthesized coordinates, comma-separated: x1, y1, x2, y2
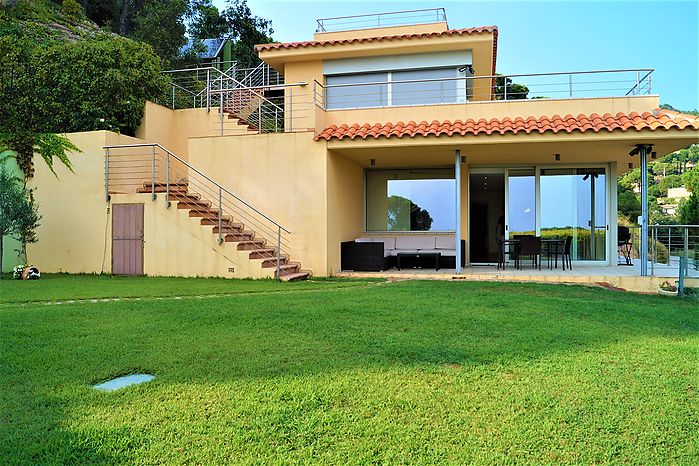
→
(366, 169, 456, 231)
(540, 168, 606, 261)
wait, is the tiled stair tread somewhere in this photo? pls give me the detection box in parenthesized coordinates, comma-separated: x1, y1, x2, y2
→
(133, 181, 308, 280)
(281, 272, 311, 282)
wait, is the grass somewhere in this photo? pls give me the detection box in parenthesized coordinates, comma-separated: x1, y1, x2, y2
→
(0, 273, 371, 303)
(1, 276, 697, 464)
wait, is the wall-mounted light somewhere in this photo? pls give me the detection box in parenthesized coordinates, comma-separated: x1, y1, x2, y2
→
(628, 162, 634, 169)
(651, 151, 657, 159)
(555, 153, 561, 161)
(460, 155, 466, 163)
(370, 159, 376, 166)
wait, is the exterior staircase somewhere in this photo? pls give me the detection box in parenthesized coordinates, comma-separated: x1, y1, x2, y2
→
(221, 87, 283, 133)
(101, 140, 312, 282)
(135, 182, 309, 281)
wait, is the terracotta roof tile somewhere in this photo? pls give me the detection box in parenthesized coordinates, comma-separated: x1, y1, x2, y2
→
(315, 109, 699, 141)
(257, 26, 498, 78)
(256, 26, 497, 52)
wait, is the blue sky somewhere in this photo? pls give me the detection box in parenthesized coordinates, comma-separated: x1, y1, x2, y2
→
(215, 0, 699, 110)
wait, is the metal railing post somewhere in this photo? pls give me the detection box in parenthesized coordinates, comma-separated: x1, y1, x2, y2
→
(569, 74, 573, 97)
(206, 69, 211, 112)
(651, 226, 655, 275)
(668, 227, 672, 266)
(172, 85, 175, 109)
(218, 187, 223, 245)
(636, 74, 642, 95)
(104, 148, 109, 202)
(258, 98, 262, 133)
(503, 80, 507, 100)
(276, 226, 281, 280)
(166, 154, 170, 208)
(220, 95, 224, 136)
(289, 88, 293, 132)
(684, 226, 689, 274)
(151, 145, 156, 201)
(678, 256, 686, 297)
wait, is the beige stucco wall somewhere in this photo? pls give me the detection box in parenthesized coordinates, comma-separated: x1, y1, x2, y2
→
(188, 131, 329, 275)
(27, 131, 137, 273)
(323, 95, 661, 129)
(27, 130, 275, 278)
(282, 61, 324, 132)
(326, 151, 364, 273)
(136, 102, 250, 159)
(109, 195, 275, 278)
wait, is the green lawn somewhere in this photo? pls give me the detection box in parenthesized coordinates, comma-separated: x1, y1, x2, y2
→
(1, 276, 697, 464)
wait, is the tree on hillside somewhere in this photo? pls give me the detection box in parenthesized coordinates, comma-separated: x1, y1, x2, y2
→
(222, 0, 273, 68)
(0, 30, 164, 178)
(0, 164, 41, 276)
(679, 193, 699, 225)
(684, 167, 699, 193)
(131, 0, 189, 64)
(189, 0, 228, 39)
(617, 183, 641, 222)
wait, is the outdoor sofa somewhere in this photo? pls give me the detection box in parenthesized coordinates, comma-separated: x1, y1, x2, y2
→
(341, 235, 465, 271)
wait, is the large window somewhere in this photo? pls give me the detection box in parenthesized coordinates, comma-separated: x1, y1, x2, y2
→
(326, 72, 388, 109)
(326, 67, 465, 110)
(366, 169, 456, 232)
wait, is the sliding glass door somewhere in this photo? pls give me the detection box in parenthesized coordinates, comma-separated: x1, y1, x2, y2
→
(539, 167, 607, 261)
(507, 169, 536, 237)
(469, 166, 609, 265)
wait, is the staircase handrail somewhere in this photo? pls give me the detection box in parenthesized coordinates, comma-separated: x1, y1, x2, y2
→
(103, 142, 291, 234)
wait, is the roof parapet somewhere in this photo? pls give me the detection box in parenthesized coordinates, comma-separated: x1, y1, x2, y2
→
(315, 8, 448, 34)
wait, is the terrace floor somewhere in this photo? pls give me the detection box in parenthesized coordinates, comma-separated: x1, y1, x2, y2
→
(337, 258, 699, 293)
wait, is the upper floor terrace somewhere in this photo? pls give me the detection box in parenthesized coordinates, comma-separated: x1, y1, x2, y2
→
(158, 8, 661, 138)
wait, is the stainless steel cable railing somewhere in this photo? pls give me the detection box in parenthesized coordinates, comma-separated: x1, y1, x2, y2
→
(103, 143, 293, 278)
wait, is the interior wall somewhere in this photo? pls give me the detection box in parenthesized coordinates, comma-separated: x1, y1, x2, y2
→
(326, 151, 364, 273)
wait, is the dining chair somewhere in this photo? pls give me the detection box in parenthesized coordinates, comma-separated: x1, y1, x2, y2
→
(563, 236, 573, 270)
(518, 236, 541, 270)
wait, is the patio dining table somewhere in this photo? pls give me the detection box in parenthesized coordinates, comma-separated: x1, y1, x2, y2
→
(497, 238, 521, 270)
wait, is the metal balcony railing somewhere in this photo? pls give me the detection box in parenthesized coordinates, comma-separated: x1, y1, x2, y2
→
(313, 69, 654, 110)
(159, 65, 310, 134)
(627, 225, 699, 278)
(103, 143, 292, 278)
(316, 8, 448, 32)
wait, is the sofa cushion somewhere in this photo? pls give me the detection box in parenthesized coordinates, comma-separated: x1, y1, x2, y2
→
(355, 237, 374, 243)
(373, 236, 396, 250)
(395, 235, 436, 250)
(435, 235, 456, 249)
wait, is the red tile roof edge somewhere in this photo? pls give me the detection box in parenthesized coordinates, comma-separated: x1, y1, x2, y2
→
(255, 26, 498, 52)
(314, 110, 699, 141)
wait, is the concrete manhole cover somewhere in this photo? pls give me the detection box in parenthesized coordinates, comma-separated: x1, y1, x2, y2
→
(93, 374, 155, 391)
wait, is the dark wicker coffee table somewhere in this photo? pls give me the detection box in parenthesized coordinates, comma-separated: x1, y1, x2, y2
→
(396, 252, 441, 271)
